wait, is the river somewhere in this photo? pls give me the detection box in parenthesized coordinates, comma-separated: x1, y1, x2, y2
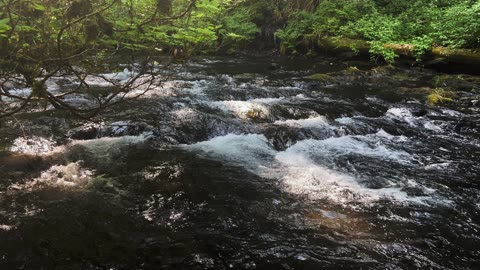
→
(0, 56, 479, 269)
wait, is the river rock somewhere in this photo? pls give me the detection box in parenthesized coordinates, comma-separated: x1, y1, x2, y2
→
(454, 117, 480, 134)
(67, 121, 152, 140)
(264, 125, 309, 151)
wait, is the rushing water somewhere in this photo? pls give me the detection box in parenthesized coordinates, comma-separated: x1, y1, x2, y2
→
(0, 57, 479, 269)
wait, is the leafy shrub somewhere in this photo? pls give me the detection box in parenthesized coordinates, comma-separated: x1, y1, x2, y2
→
(275, 11, 316, 54)
(431, 2, 480, 48)
(0, 18, 10, 38)
(274, 0, 480, 61)
(219, 7, 260, 50)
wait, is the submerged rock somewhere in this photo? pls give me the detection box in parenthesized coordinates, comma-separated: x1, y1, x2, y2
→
(454, 117, 480, 134)
(68, 124, 100, 140)
(264, 125, 309, 151)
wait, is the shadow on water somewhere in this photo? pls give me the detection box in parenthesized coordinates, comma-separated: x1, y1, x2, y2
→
(0, 142, 381, 269)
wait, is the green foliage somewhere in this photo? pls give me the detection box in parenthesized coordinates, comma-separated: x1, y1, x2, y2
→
(341, 13, 401, 63)
(274, 0, 480, 62)
(411, 35, 434, 60)
(275, 0, 379, 54)
(1, 0, 479, 65)
(275, 11, 315, 54)
(0, 18, 11, 37)
(431, 1, 480, 48)
(343, 14, 400, 42)
(369, 41, 397, 64)
(219, 7, 259, 50)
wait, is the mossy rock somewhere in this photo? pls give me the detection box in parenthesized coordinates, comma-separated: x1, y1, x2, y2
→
(426, 89, 456, 105)
(314, 37, 480, 66)
(345, 66, 361, 73)
(226, 48, 237, 55)
(246, 108, 264, 120)
(305, 73, 333, 81)
(371, 65, 398, 75)
(427, 94, 454, 105)
(431, 47, 480, 65)
(234, 73, 257, 80)
(320, 37, 369, 53)
(432, 74, 480, 92)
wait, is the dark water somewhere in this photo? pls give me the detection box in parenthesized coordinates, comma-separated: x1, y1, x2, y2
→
(0, 57, 480, 269)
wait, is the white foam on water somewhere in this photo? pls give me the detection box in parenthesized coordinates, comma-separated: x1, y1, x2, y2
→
(61, 94, 97, 108)
(425, 162, 451, 170)
(2, 74, 96, 102)
(9, 162, 94, 191)
(283, 134, 412, 164)
(83, 68, 138, 87)
(172, 108, 203, 128)
(386, 107, 444, 133)
(374, 129, 408, 142)
(2, 88, 33, 102)
(335, 117, 355, 125)
(7, 88, 32, 97)
(82, 133, 151, 145)
(9, 133, 151, 156)
(44, 77, 65, 92)
(0, 224, 14, 231)
(208, 100, 268, 118)
(184, 80, 210, 96)
(266, 151, 420, 204)
(251, 97, 286, 104)
(10, 136, 56, 154)
(122, 79, 197, 98)
(274, 116, 330, 128)
(386, 108, 416, 125)
(173, 107, 197, 119)
(423, 121, 443, 132)
(208, 97, 285, 119)
(441, 108, 463, 117)
(219, 74, 236, 86)
(184, 134, 276, 171)
(67, 133, 152, 158)
(263, 136, 425, 205)
(184, 133, 433, 206)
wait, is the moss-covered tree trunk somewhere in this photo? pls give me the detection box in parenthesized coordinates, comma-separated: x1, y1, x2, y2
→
(314, 37, 480, 67)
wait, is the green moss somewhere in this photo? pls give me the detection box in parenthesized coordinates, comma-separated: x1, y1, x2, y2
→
(324, 37, 369, 53)
(345, 66, 361, 73)
(426, 89, 456, 105)
(305, 73, 332, 81)
(427, 94, 453, 105)
(371, 65, 397, 75)
(246, 108, 263, 120)
(432, 48, 480, 64)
